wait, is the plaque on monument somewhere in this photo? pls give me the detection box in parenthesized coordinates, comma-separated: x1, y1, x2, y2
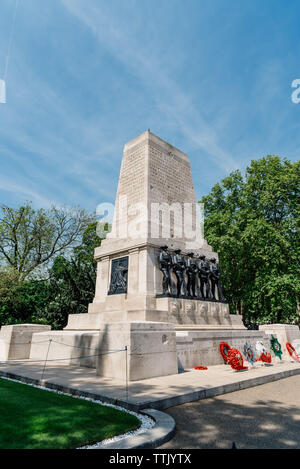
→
(108, 257, 128, 295)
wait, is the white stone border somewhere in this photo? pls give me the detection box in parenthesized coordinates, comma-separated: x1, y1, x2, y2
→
(0, 376, 154, 449)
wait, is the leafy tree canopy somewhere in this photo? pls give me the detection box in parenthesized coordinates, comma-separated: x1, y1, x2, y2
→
(39, 222, 102, 329)
(0, 222, 101, 329)
(0, 203, 94, 280)
(201, 155, 300, 324)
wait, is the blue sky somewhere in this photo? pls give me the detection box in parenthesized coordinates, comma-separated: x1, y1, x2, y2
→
(0, 0, 300, 212)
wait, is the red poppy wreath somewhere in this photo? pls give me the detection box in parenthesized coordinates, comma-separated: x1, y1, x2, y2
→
(219, 342, 231, 362)
(257, 352, 272, 364)
(286, 342, 300, 361)
(227, 348, 248, 371)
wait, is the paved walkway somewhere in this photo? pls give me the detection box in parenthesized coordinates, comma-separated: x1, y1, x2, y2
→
(0, 359, 299, 411)
(160, 375, 300, 449)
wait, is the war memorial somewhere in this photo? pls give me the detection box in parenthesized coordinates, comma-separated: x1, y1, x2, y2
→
(1, 131, 300, 386)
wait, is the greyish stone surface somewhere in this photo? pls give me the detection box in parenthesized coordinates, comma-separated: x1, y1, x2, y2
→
(0, 324, 51, 361)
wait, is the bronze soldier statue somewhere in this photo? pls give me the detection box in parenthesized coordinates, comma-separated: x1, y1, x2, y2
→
(172, 249, 186, 298)
(209, 258, 226, 302)
(198, 255, 211, 300)
(159, 245, 172, 295)
(186, 252, 198, 298)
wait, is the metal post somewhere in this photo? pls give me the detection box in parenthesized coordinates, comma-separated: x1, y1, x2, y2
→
(125, 345, 128, 403)
(41, 339, 52, 381)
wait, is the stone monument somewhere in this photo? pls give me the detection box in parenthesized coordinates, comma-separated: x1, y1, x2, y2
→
(65, 131, 226, 327)
(9, 130, 276, 379)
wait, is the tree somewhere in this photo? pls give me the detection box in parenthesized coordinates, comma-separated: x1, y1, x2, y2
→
(0, 223, 102, 329)
(0, 266, 50, 327)
(201, 156, 300, 324)
(34, 222, 102, 329)
(0, 267, 19, 300)
(0, 203, 94, 280)
(0, 267, 21, 325)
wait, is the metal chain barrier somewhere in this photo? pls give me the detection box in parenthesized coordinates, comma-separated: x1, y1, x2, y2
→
(0, 338, 130, 402)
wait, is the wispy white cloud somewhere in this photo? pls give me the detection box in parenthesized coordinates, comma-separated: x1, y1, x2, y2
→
(61, 0, 238, 173)
(0, 21, 122, 208)
(0, 178, 55, 208)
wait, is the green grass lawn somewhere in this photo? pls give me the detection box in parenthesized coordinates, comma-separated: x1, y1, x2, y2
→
(0, 378, 140, 449)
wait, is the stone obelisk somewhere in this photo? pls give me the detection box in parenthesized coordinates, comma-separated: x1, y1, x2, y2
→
(66, 130, 218, 329)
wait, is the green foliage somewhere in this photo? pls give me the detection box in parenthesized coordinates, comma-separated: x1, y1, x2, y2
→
(201, 156, 300, 324)
(0, 223, 102, 329)
(38, 222, 102, 329)
(0, 268, 23, 325)
(0, 278, 50, 326)
(0, 268, 19, 300)
(0, 202, 94, 280)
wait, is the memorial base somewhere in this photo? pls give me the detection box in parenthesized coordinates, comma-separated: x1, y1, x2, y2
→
(176, 329, 270, 368)
(65, 297, 245, 331)
(96, 322, 178, 381)
(28, 322, 178, 381)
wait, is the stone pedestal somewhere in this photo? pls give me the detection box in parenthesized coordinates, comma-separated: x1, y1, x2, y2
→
(96, 322, 178, 381)
(0, 324, 51, 361)
(65, 297, 244, 331)
(29, 322, 178, 381)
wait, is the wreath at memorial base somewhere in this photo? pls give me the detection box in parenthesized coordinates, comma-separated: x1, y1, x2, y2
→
(227, 348, 248, 371)
(286, 342, 300, 361)
(243, 343, 256, 365)
(257, 352, 272, 364)
(256, 341, 267, 355)
(219, 342, 231, 363)
(194, 366, 208, 370)
(270, 335, 282, 360)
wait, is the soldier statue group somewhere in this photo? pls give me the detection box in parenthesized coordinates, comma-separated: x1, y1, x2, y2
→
(159, 246, 226, 302)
